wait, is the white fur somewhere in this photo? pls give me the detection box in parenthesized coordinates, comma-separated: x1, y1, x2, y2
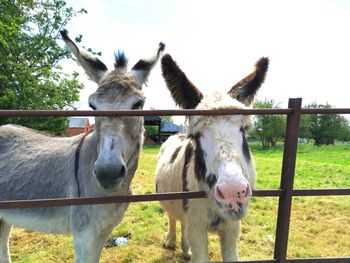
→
(155, 91, 256, 262)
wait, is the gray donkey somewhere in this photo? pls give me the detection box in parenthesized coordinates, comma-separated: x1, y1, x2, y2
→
(0, 30, 164, 263)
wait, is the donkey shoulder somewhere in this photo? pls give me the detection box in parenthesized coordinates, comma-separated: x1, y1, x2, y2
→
(0, 124, 82, 151)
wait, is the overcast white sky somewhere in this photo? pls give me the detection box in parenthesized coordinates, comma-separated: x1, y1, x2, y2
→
(62, 0, 350, 122)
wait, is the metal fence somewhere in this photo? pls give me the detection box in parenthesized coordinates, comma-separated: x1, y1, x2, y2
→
(1, 98, 350, 263)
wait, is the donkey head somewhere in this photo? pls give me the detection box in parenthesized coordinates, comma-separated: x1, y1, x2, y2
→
(161, 54, 268, 219)
(61, 30, 164, 192)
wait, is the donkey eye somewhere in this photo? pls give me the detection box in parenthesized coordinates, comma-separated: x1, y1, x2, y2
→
(132, 99, 144, 109)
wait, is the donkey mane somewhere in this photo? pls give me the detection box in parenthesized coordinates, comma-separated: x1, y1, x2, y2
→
(114, 50, 128, 68)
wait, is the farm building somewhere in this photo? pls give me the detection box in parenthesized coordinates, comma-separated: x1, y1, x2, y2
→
(144, 116, 184, 143)
(67, 117, 183, 143)
(66, 117, 92, 136)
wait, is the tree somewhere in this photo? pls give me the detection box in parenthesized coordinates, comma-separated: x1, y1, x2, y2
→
(160, 115, 173, 123)
(251, 99, 286, 149)
(299, 114, 312, 141)
(149, 108, 173, 123)
(0, 0, 87, 135)
(305, 103, 350, 145)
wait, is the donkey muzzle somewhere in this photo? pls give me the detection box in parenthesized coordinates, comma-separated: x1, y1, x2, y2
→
(214, 160, 252, 219)
(93, 159, 127, 191)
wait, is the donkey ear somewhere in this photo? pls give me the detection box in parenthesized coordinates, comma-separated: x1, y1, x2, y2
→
(60, 29, 108, 84)
(161, 54, 203, 109)
(131, 42, 165, 87)
(228, 57, 269, 106)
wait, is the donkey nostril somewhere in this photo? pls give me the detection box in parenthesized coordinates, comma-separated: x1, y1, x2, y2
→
(216, 186, 225, 200)
(119, 165, 126, 178)
(244, 185, 251, 197)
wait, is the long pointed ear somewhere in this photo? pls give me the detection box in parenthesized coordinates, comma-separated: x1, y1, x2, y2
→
(131, 42, 165, 87)
(60, 29, 108, 84)
(228, 57, 269, 106)
(161, 54, 203, 109)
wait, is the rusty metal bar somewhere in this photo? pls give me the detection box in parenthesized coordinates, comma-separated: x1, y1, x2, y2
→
(253, 189, 284, 197)
(274, 98, 302, 263)
(0, 108, 293, 117)
(0, 190, 281, 209)
(2, 188, 350, 209)
(293, 189, 350, 196)
(1, 107, 350, 118)
(301, 108, 350, 114)
(220, 260, 276, 263)
(0, 191, 207, 209)
(221, 258, 350, 263)
(285, 258, 350, 263)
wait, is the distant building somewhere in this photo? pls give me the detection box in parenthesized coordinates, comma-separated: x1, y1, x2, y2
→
(145, 117, 184, 144)
(66, 117, 92, 136)
(160, 121, 184, 141)
(66, 116, 183, 142)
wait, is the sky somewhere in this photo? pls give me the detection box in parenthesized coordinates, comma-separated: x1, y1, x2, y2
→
(61, 0, 350, 123)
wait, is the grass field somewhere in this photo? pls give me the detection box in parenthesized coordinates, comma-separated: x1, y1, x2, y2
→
(9, 142, 350, 262)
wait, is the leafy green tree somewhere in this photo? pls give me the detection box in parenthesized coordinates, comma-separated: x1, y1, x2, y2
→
(338, 117, 350, 142)
(305, 103, 350, 145)
(299, 114, 312, 141)
(0, 0, 87, 135)
(251, 99, 286, 149)
(160, 115, 173, 123)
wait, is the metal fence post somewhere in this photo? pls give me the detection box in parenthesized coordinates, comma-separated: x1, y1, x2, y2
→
(274, 98, 302, 263)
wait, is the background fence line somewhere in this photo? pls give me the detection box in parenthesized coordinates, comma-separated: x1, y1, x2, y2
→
(0, 98, 349, 263)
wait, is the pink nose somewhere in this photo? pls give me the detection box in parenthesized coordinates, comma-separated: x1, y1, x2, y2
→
(215, 181, 251, 212)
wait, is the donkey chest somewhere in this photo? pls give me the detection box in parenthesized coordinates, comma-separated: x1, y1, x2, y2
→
(207, 206, 225, 231)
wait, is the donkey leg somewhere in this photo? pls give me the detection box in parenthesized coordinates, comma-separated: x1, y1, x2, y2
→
(185, 215, 208, 263)
(0, 219, 13, 263)
(73, 228, 112, 263)
(180, 221, 190, 261)
(164, 215, 177, 249)
(218, 220, 240, 261)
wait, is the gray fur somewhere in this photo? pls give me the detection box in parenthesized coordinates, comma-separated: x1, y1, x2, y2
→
(0, 125, 134, 263)
(0, 29, 163, 263)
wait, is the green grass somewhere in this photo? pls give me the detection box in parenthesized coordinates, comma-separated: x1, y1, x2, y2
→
(9, 142, 350, 262)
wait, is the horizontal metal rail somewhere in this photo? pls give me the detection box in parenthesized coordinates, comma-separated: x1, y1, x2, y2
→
(292, 188, 350, 196)
(301, 108, 350, 114)
(1, 188, 349, 209)
(0, 191, 206, 209)
(0, 108, 293, 117)
(221, 258, 350, 263)
(0, 107, 349, 118)
(285, 258, 350, 263)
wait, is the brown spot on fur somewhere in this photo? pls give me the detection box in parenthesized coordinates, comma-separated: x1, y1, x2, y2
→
(177, 133, 186, 141)
(193, 133, 207, 182)
(74, 132, 90, 197)
(240, 128, 251, 162)
(182, 141, 193, 211)
(161, 54, 203, 109)
(170, 146, 181, 163)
